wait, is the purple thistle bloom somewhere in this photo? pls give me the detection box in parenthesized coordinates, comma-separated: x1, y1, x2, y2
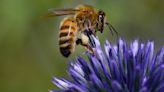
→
(50, 37, 164, 92)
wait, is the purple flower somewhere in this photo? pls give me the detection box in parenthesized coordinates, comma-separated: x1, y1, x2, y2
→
(50, 37, 164, 92)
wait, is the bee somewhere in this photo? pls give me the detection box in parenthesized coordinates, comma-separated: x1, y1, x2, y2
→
(46, 4, 117, 57)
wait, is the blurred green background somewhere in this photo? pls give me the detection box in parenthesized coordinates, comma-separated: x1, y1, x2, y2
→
(0, 0, 163, 92)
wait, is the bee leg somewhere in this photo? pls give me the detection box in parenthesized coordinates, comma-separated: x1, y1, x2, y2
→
(84, 19, 97, 35)
(84, 19, 91, 29)
(83, 29, 96, 48)
(76, 38, 94, 53)
(88, 28, 96, 37)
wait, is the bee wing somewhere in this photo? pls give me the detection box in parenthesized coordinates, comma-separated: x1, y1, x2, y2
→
(46, 8, 81, 17)
(48, 8, 80, 12)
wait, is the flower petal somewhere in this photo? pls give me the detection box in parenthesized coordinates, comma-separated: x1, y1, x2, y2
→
(51, 38, 164, 92)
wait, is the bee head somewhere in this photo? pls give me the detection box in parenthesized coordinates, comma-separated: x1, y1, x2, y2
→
(97, 10, 106, 33)
(97, 10, 118, 36)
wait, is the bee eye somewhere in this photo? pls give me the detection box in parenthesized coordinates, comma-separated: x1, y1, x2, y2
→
(99, 15, 103, 21)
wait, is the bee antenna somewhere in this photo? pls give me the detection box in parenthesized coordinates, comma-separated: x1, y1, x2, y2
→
(105, 22, 118, 37)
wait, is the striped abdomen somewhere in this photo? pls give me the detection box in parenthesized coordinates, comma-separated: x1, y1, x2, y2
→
(59, 17, 77, 57)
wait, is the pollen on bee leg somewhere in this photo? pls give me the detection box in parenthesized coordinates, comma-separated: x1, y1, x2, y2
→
(85, 46, 95, 55)
(81, 33, 89, 45)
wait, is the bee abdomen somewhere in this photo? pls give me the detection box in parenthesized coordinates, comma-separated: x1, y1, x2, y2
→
(59, 34, 76, 57)
(59, 44, 72, 57)
(59, 17, 77, 57)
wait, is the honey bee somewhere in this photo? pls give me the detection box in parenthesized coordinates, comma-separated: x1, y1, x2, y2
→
(46, 4, 117, 57)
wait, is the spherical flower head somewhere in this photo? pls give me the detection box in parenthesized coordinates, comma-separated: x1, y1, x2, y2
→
(50, 37, 164, 92)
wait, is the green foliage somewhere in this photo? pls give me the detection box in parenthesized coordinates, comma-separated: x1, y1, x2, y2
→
(0, 0, 163, 92)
